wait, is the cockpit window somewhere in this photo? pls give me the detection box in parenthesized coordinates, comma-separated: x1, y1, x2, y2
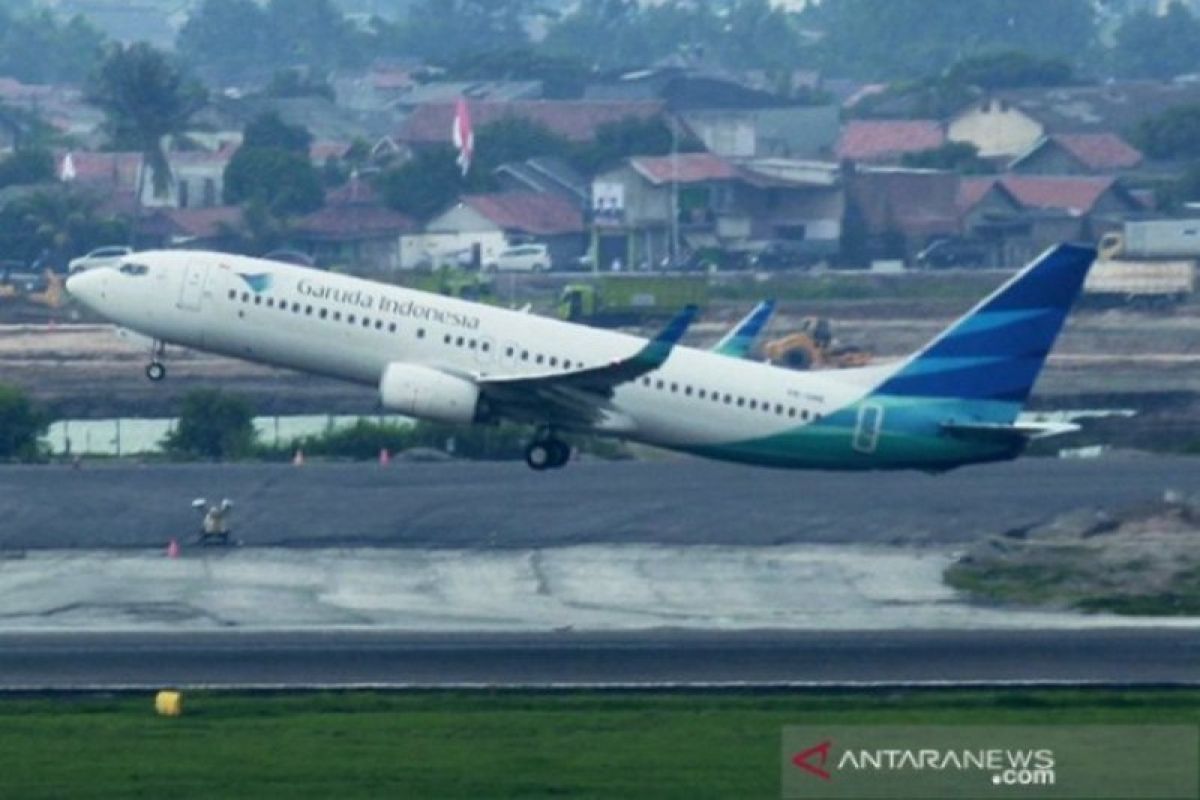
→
(119, 262, 150, 276)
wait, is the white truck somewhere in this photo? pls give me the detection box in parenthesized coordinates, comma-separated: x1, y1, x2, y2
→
(1085, 223, 1197, 306)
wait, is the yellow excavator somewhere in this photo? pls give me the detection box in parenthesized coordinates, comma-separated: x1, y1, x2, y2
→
(761, 316, 871, 370)
(0, 268, 65, 308)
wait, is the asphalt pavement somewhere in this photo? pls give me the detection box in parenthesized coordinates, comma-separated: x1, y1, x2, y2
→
(2, 455, 1198, 549)
(1, 629, 1196, 689)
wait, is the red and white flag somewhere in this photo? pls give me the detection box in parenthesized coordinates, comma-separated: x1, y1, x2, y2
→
(452, 97, 474, 177)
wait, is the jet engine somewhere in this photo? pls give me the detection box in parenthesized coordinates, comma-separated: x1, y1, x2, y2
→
(379, 363, 482, 425)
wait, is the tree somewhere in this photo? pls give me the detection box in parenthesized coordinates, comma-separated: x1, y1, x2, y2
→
(473, 117, 572, 176)
(1112, 3, 1200, 80)
(268, 0, 364, 72)
(0, 188, 128, 267)
(388, 0, 534, 61)
(242, 111, 313, 155)
(0, 147, 53, 189)
(223, 146, 324, 216)
(945, 51, 1074, 91)
(1157, 161, 1200, 211)
(86, 43, 207, 199)
(0, 383, 48, 461)
(375, 145, 465, 219)
(901, 141, 993, 174)
(163, 389, 256, 460)
(572, 116, 695, 175)
(0, 8, 106, 84)
(1133, 104, 1200, 160)
(177, 0, 268, 85)
(807, 0, 1097, 80)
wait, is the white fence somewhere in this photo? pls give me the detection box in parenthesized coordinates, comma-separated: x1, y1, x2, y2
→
(44, 414, 414, 456)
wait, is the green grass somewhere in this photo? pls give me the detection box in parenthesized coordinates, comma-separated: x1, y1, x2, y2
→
(0, 690, 1196, 799)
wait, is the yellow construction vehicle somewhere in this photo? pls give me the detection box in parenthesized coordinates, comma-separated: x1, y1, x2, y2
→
(761, 316, 871, 370)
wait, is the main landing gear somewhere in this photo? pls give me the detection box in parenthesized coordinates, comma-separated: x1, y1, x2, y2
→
(525, 431, 571, 471)
(145, 340, 167, 382)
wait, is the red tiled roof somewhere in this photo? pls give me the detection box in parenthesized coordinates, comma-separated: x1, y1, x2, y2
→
(957, 178, 997, 213)
(325, 178, 381, 206)
(836, 120, 945, 162)
(998, 176, 1119, 215)
(297, 203, 417, 240)
(401, 101, 664, 145)
(139, 207, 241, 240)
(630, 152, 739, 185)
(310, 140, 350, 163)
(56, 151, 142, 190)
(461, 192, 583, 235)
(1047, 133, 1143, 171)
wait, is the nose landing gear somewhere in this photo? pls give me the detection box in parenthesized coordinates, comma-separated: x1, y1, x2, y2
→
(145, 340, 167, 382)
(525, 431, 571, 471)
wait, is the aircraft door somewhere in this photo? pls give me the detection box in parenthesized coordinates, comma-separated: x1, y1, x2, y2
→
(177, 261, 211, 311)
(853, 403, 884, 454)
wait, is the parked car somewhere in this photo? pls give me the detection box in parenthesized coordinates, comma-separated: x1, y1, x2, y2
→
(484, 243, 550, 272)
(68, 246, 133, 275)
(750, 241, 814, 270)
(263, 249, 315, 267)
(915, 238, 989, 269)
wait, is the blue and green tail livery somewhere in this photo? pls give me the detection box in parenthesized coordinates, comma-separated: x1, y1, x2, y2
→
(873, 243, 1096, 421)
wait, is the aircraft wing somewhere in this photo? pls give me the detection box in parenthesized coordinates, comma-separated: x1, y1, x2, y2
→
(476, 305, 699, 429)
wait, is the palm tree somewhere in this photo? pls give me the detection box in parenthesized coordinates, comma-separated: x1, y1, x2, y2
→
(86, 42, 207, 204)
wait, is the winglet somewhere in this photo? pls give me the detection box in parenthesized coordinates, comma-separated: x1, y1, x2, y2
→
(712, 299, 776, 358)
(633, 304, 699, 368)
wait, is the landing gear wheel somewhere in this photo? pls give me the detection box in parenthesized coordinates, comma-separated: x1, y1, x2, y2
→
(547, 439, 571, 468)
(525, 441, 553, 471)
(146, 361, 166, 382)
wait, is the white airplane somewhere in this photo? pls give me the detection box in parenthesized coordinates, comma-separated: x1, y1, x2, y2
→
(66, 244, 1095, 471)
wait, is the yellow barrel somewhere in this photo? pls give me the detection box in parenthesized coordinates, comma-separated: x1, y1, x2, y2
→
(155, 690, 183, 717)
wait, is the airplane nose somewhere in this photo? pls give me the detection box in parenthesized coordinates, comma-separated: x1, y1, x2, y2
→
(65, 268, 107, 308)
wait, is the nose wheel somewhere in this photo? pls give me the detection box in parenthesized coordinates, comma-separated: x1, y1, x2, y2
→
(525, 435, 570, 471)
(145, 340, 167, 382)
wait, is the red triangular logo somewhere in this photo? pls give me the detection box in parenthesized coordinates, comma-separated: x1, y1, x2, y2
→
(792, 740, 833, 781)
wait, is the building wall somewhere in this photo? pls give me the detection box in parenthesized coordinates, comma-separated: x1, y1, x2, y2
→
(948, 101, 1045, 158)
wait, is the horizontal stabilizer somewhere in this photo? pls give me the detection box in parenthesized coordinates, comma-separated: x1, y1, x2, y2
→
(941, 420, 1080, 445)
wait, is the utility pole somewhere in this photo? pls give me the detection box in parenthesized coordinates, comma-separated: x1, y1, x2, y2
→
(669, 117, 680, 270)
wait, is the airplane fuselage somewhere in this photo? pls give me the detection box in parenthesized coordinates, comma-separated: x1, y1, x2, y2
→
(66, 248, 1085, 471)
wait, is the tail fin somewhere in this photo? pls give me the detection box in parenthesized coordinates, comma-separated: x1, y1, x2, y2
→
(872, 243, 1095, 413)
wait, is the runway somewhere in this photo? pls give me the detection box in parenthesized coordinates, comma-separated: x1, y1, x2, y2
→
(2, 629, 1197, 689)
(2, 454, 1198, 549)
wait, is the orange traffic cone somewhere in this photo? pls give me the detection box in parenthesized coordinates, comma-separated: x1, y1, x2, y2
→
(379, 447, 390, 466)
(166, 538, 180, 559)
(292, 448, 305, 466)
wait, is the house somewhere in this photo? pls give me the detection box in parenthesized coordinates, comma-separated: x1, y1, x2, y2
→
(590, 152, 842, 269)
(292, 180, 417, 274)
(415, 192, 586, 269)
(587, 67, 838, 159)
(1008, 133, 1144, 175)
(679, 105, 839, 159)
(138, 206, 242, 250)
(958, 175, 1146, 263)
(842, 166, 960, 262)
(836, 120, 945, 163)
(947, 82, 1200, 159)
(139, 148, 234, 210)
(494, 156, 588, 206)
(399, 101, 665, 149)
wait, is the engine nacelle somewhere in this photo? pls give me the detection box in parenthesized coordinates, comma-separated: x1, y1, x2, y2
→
(379, 363, 481, 425)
